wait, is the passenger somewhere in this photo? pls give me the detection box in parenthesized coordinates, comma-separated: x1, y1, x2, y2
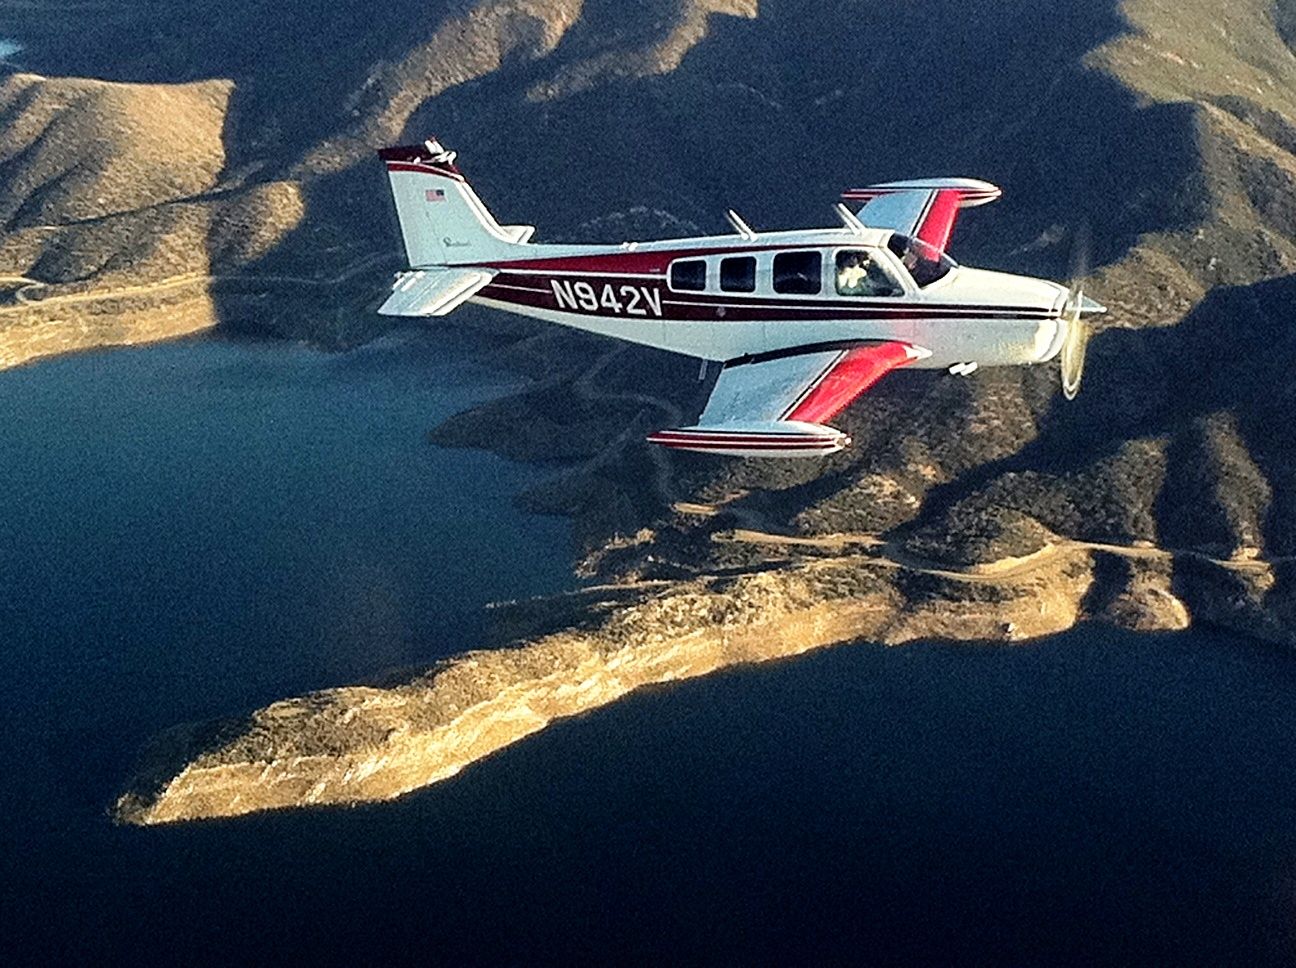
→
(837, 252, 869, 294)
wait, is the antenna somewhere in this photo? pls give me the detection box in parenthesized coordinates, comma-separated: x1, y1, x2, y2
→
(835, 203, 868, 236)
(726, 209, 758, 241)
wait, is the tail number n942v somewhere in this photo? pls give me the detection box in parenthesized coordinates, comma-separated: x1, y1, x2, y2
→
(551, 280, 663, 317)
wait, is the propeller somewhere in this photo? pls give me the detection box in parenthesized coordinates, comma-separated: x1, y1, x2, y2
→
(1059, 221, 1102, 401)
(1060, 288, 1089, 400)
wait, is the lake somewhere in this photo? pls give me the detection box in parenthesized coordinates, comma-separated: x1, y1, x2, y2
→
(2, 335, 1294, 965)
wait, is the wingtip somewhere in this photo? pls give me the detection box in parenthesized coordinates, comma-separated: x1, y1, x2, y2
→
(646, 425, 849, 458)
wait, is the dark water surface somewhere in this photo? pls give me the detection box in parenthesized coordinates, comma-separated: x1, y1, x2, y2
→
(2, 337, 1295, 965)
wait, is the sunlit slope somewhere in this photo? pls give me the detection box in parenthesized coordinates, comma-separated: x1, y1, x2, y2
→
(0, 0, 766, 360)
(0, 67, 307, 366)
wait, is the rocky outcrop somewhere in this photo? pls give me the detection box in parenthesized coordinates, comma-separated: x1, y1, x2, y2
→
(115, 535, 1292, 825)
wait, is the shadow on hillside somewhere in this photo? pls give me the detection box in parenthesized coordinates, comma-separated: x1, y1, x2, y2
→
(17, 1, 461, 171)
(1147, 273, 1296, 556)
(6, 0, 1211, 324)
(1057, 273, 1296, 560)
(273, 7, 1213, 327)
(905, 272, 1296, 561)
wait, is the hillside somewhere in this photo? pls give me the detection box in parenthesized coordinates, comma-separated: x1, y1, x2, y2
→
(4, 0, 1296, 818)
(0, 0, 767, 363)
(424, 0, 1296, 582)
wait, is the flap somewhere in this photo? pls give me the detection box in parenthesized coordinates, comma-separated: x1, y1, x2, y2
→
(701, 342, 926, 427)
(648, 342, 927, 458)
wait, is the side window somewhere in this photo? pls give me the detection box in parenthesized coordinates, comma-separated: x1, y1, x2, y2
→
(670, 259, 707, 292)
(720, 256, 757, 293)
(773, 251, 822, 295)
(835, 250, 904, 297)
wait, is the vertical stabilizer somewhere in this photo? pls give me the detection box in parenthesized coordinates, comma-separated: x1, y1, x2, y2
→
(378, 139, 534, 267)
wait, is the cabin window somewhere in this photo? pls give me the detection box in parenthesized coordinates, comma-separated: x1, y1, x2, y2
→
(835, 250, 904, 297)
(887, 233, 957, 288)
(773, 251, 821, 295)
(720, 256, 757, 293)
(670, 259, 707, 292)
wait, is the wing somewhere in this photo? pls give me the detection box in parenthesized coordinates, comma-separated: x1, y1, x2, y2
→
(841, 178, 1001, 252)
(378, 267, 496, 317)
(647, 342, 928, 458)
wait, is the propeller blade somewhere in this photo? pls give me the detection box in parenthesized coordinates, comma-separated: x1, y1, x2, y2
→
(1058, 222, 1100, 401)
(1060, 287, 1089, 400)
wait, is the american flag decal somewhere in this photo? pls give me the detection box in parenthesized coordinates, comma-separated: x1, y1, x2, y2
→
(426, 188, 447, 203)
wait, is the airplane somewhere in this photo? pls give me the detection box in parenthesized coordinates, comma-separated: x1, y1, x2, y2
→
(376, 139, 1106, 458)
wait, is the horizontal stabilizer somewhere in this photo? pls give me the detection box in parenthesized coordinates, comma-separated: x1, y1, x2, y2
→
(378, 268, 495, 317)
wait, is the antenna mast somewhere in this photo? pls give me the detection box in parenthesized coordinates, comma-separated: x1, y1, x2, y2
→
(726, 209, 758, 241)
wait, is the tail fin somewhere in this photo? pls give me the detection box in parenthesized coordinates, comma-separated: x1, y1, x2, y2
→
(378, 139, 534, 267)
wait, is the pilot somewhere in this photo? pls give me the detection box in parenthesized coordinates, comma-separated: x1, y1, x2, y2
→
(837, 252, 870, 294)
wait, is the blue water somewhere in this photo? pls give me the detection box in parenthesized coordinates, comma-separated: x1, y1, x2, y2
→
(0, 332, 572, 717)
(2, 335, 1295, 965)
(0, 332, 573, 944)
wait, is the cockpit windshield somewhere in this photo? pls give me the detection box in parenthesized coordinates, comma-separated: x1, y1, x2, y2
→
(886, 233, 957, 288)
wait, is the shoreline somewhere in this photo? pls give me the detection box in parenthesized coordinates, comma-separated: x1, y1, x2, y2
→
(0, 252, 398, 372)
(115, 532, 1289, 826)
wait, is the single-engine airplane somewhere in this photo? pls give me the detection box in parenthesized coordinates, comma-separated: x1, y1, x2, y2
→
(377, 139, 1106, 457)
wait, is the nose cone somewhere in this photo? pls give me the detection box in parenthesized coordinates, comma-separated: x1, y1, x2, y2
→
(1078, 294, 1107, 316)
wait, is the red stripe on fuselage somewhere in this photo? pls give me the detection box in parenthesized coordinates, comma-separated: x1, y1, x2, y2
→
(647, 432, 842, 444)
(841, 188, 1001, 203)
(478, 245, 795, 276)
(649, 438, 842, 452)
(476, 274, 1055, 323)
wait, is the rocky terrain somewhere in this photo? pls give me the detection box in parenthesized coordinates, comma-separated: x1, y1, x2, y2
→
(2, 1, 1295, 821)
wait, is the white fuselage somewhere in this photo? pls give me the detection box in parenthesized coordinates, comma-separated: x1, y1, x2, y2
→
(461, 227, 1069, 369)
